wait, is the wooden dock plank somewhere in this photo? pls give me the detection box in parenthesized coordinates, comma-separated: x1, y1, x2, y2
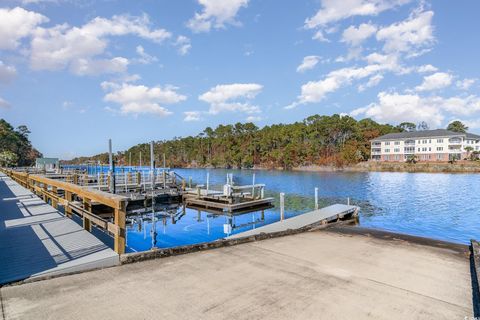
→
(226, 204, 359, 239)
(0, 173, 119, 285)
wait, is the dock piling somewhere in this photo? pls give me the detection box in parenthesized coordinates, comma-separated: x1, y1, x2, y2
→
(315, 187, 319, 210)
(280, 192, 285, 221)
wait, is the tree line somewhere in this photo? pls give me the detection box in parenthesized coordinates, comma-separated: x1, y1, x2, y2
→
(0, 119, 42, 167)
(69, 114, 406, 169)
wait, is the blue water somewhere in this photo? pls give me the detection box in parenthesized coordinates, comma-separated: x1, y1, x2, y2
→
(119, 168, 480, 252)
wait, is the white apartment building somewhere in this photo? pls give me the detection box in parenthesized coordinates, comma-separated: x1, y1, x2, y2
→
(370, 129, 480, 162)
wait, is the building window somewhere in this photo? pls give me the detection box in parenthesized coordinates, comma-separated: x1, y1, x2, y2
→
(394, 141, 400, 145)
(394, 148, 400, 152)
(429, 139, 431, 143)
(385, 149, 390, 153)
(437, 139, 444, 143)
(437, 147, 443, 151)
(429, 147, 431, 151)
(384, 155, 390, 161)
(418, 148, 420, 152)
(385, 141, 390, 145)
(437, 154, 443, 160)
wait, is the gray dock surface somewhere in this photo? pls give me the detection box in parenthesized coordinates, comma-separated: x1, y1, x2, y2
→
(226, 203, 358, 239)
(0, 173, 119, 285)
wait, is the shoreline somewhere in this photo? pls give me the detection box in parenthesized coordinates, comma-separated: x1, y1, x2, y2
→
(175, 161, 480, 174)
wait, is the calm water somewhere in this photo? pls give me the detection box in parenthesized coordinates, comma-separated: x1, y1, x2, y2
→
(120, 168, 480, 252)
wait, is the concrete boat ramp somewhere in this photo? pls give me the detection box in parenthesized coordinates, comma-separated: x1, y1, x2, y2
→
(0, 173, 118, 285)
(227, 203, 359, 239)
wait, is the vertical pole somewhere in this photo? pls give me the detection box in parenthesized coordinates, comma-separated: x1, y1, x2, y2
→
(83, 197, 92, 232)
(280, 192, 285, 221)
(139, 151, 142, 168)
(315, 187, 319, 210)
(347, 197, 350, 206)
(150, 141, 155, 190)
(114, 202, 126, 254)
(189, 176, 192, 189)
(129, 152, 131, 168)
(252, 173, 256, 199)
(52, 186, 58, 209)
(163, 153, 166, 168)
(108, 139, 116, 194)
(124, 172, 127, 193)
(206, 172, 210, 195)
(65, 191, 73, 218)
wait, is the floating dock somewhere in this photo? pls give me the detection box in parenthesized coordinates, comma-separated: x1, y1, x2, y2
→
(226, 203, 359, 239)
(0, 173, 119, 285)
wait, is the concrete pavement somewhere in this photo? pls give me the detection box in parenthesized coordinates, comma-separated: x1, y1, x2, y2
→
(0, 230, 474, 320)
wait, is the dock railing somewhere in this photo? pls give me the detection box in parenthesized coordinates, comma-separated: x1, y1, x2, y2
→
(1, 168, 128, 254)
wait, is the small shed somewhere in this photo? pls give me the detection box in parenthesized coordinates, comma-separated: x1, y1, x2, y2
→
(35, 158, 59, 170)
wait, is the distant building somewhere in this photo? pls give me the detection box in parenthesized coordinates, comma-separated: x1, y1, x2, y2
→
(370, 129, 480, 162)
(35, 158, 59, 170)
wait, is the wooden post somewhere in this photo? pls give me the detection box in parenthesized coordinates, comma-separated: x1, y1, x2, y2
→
(65, 191, 73, 218)
(114, 202, 126, 254)
(136, 171, 141, 187)
(83, 198, 92, 232)
(73, 174, 78, 185)
(280, 192, 285, 221)
(127, 172, 132, 184)
(315, 187, 319, 210)
(52, 186, 58, 209)
(42, 182, 48, 203)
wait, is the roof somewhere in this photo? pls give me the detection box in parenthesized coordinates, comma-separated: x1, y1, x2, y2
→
(371, 129, 479, 141)
(35, 158, 59, 164)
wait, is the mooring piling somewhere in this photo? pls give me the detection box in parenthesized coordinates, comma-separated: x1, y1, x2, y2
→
(315, 187, 319, 210)
(280, 192, 285, 221)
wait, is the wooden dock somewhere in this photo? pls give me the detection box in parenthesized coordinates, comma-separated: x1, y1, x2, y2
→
(226, 204, 359, 239)
(0, 173, 119, 285)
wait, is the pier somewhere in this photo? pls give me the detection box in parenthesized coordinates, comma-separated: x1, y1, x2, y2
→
(0, 172, 118, 285)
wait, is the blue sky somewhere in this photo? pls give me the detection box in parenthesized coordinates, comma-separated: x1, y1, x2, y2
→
(1, 0, 480, 159)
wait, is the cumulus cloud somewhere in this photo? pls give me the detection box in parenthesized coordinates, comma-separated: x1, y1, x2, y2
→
(174, 36, 191, 55)
(184, 111, 202, 121)
(376, 9, 434, 55)
(305, 0, 410, 29)
(341, 23, 377, 46)
(102, 82, 186, 117)
(296, 56, 321, 73)
(456, 78, 476, 90)
(199, 83, 262, 114)
(0, 7, 48, 50)
(417, 64, 438, 73)
(351, 92, 444, 127)
(134, 45, 158, 64)
(351, 92, 480, 127)
(30, 14, 171, 75)
(287, 54, 403, 108)
(0, 61, 17, 84)
(358, 74, 383, 92)
(187, 0, 249, 33)
(415, 72, 452, 91)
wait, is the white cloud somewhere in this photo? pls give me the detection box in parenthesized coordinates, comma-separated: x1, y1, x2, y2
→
(187, 0, 249, 33)
(246, 115, 261, 122)
(305, 0, 410, 29)
(287, 55, 402, 108)
(184, 111, 202, 121)
(0, 97, 10, 109)
(199, 83, 262, 114)
(30, 14, 171, 75)
(376, 9, 434, 55)
(417, 64, 438, 73)
(358, 74, 383, 91)
(352, 92, 480, 127)
(135, 45, 158, 64)
(341, 23, 377, 46)
(351, 92, 444, 127)
(175, 36, 191, 55)
(0, 61, 17, 84)
(312, 30, 330, 42)
(0, 7, 48, 50)
(415, 72, 452, 92)
(102, 82, 186, 117)
(456, 78, 476, 90)
(296, 56, 321, 73)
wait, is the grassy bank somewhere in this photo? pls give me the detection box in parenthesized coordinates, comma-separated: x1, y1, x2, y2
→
(292, 161, 480, 173)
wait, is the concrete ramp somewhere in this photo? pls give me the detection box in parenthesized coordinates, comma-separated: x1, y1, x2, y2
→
(227, 203, 358, 239)
(0, 173, 119, 285)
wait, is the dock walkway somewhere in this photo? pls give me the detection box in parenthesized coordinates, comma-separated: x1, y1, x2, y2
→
(0, 173, 119, 285)
(226, 203, 358, 239)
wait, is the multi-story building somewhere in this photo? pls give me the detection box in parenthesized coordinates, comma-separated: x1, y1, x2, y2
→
(370, 129, 480, 162)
